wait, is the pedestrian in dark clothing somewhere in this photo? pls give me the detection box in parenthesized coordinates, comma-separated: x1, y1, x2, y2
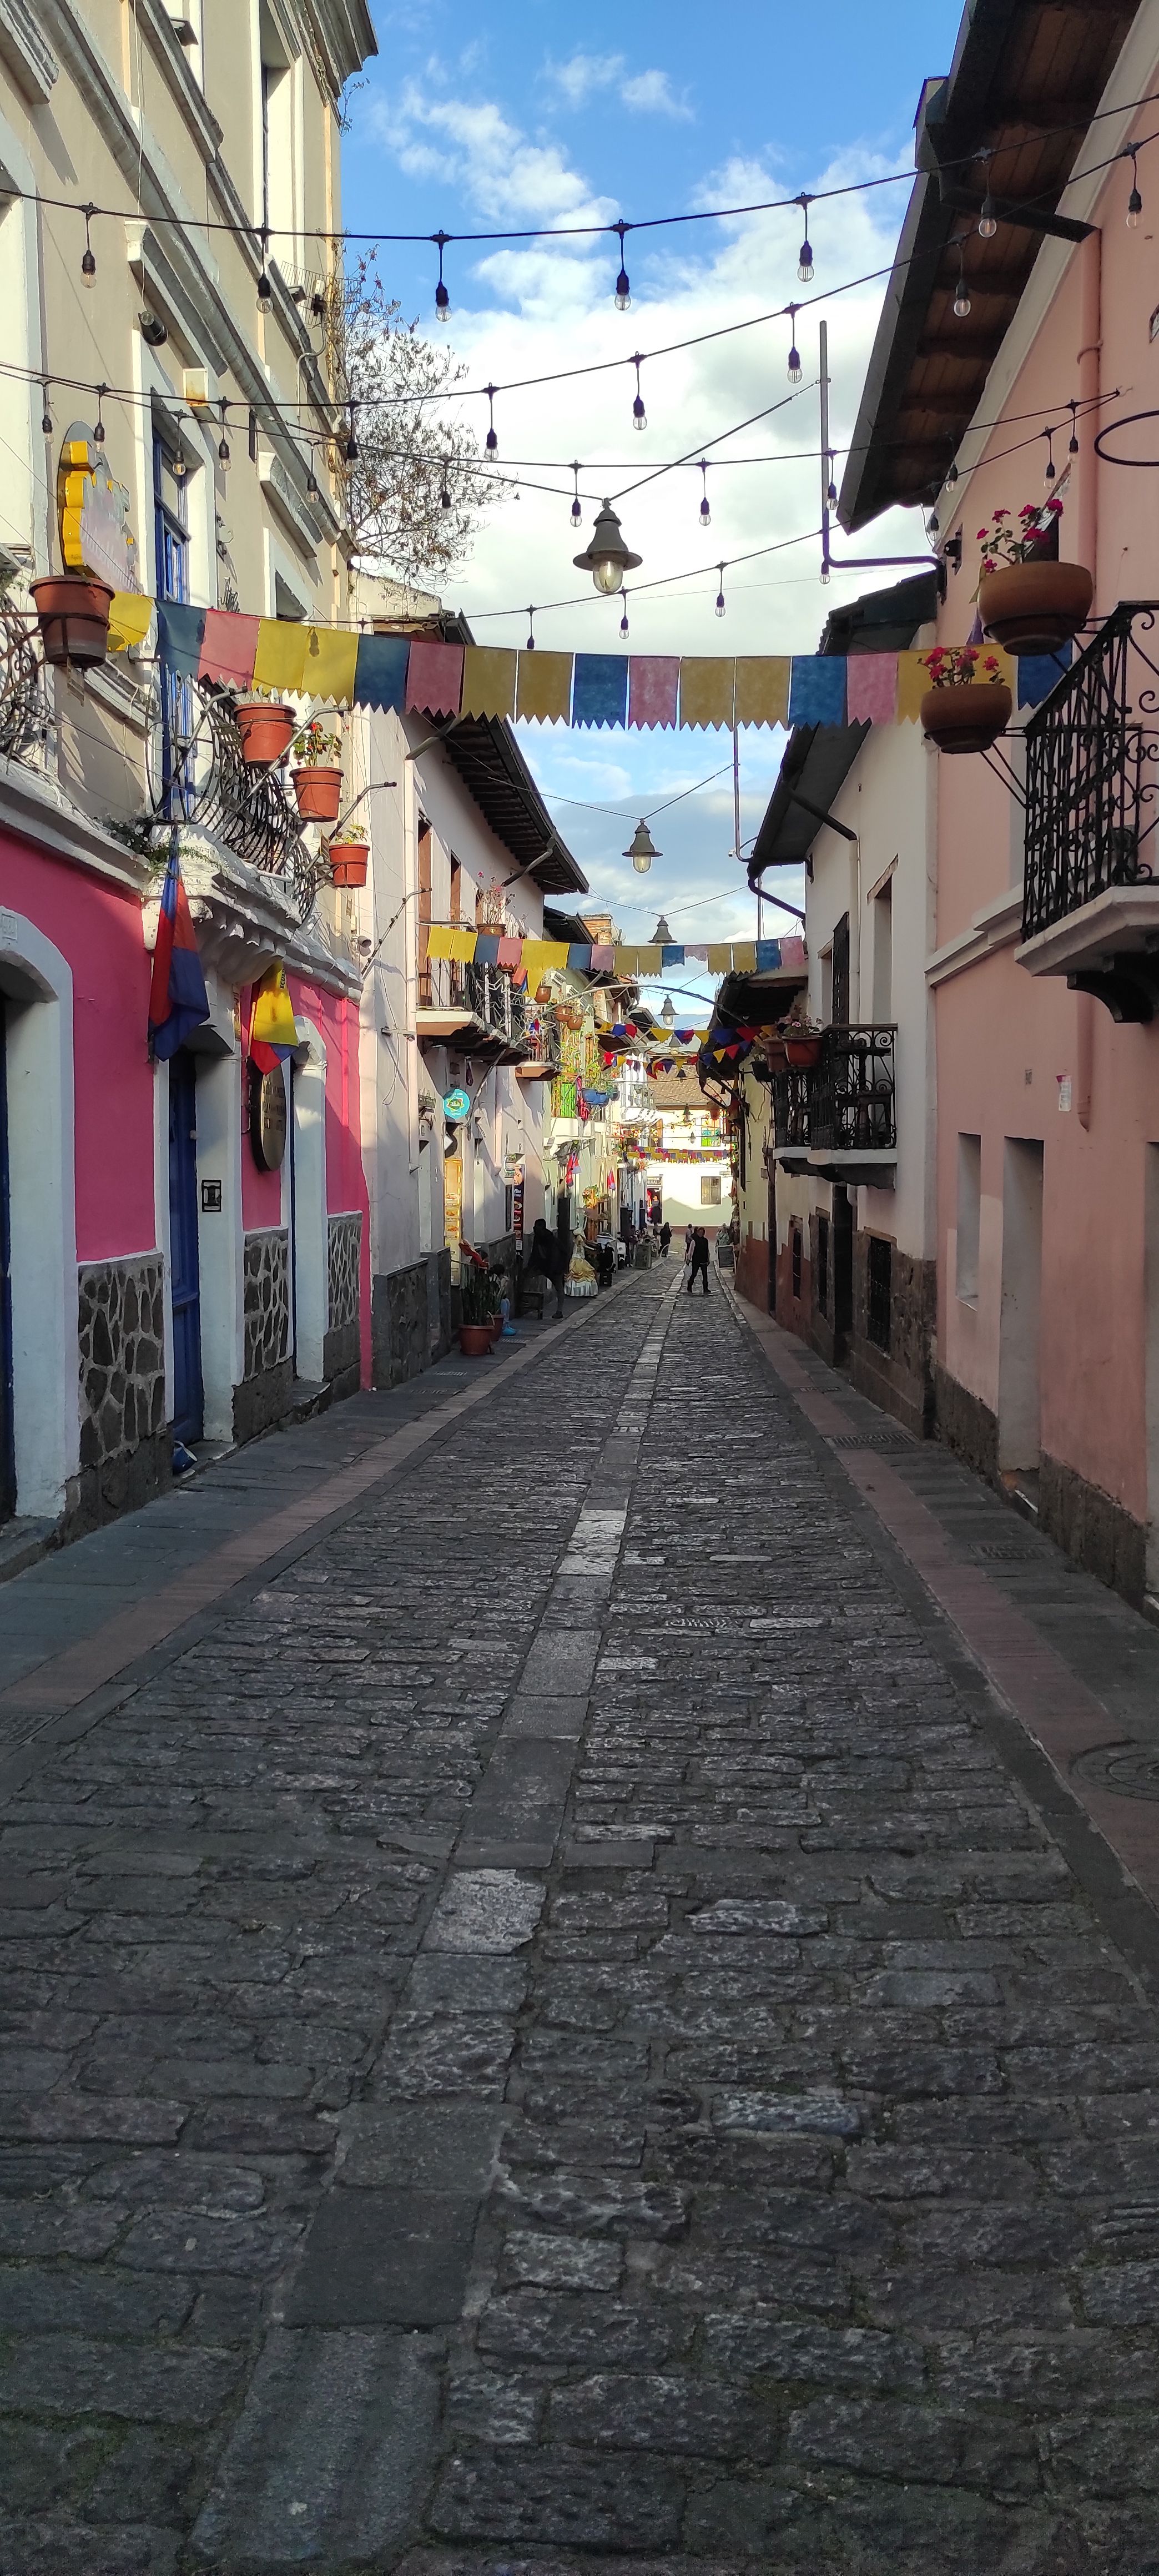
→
(686, 1227, 711, 1295)
(659, 1222, 672, 1259)
(520, 1217, 565, 1319)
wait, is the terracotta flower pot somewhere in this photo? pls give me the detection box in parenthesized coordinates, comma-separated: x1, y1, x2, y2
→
(291, 764, 342, 821)
(235, 701, 294, 766)
(31, 573, 115, 669)
(784, 1035, 823, 1070)
(978, 560, 1093, 656)
(458, 1322, 493, 1357)
(329, 842, 369, 888)
(920, 681, 1012, 754)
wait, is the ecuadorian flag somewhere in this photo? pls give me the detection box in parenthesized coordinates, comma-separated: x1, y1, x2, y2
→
(148, 839, 210, 1060)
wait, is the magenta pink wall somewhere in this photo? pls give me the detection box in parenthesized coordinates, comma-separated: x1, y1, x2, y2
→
(932, 120, 1159, 1522)
(290, 975, 371, 1385)
(1, 834, 155, 1262)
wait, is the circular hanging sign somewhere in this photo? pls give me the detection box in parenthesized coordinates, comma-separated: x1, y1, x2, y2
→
(442, 1087, 471, 1123)
(250, 1065, 288, 1171)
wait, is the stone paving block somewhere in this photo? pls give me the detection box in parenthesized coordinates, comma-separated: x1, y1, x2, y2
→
(517, 1629, 602, 1699)
(501, 1694, 588, 1740)
(284, 2185, 479, 2325)
(190, 2327, 439, 2565)
(0, 2335, 237, 2423)
(338, 2101, 506, 2192)
(425, 1870, 545, 1953)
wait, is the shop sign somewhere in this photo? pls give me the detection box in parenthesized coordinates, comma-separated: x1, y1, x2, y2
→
(443, 1087, 471, 1123)
(512, 1171, 524, 1242)
(57, 426, 140, 592)
(444, 1151, 462, 1282)
(250, 1066, 287, 1171)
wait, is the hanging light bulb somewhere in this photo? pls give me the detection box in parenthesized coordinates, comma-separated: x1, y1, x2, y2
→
(1068, 401, 1079, 457)
(248, 408, 258, 464)
(946, 457, 959, 490)
(978, 192, 998, 240)
(820, 561, 831, 586)
(614, 219, 631, 311)
(218, 398, 231, 473)
(699, 459, 710, 528)
(619, 596, 629, 639)
(485, 385, 498, 455)
(570, 461, 582, 527)
(624, 820, 659, 873)
(632, 355, 647, 433)
(573, 499, 642, 596)
(306, 457, 319, 502)
(525, 608, 536, 651)
(40, 384, 52, 437)
(1044, 432, 1056, 487)
(440, 465, 452, 509)
(256, 229, 273, 314)
(715, 563, 726, 618)
(928, 510, 939, 536)
(787, 305, 802, 383)
(93, 388, 106, 449)
(826, 471, 838, 506)
(1127, 151, 1143, 228)
(797, 195, 814, 283)
(81, 204, 97, 289)
(433, 229, 450, 320)
(953, 248, 971, 319)
(172, 415, 187, 480)
(343, 404, 359, 465)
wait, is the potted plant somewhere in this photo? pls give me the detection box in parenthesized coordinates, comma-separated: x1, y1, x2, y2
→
(327, 828, 369, 888)
(457, 1245, 495, 1356)
(31, 571, 115, 668)
(919, 642, 1013, 753)
(291, 717, 344, 821)
(780, 1002, 824, 1069)
(976, 501, 1092, 655)
(234, 693, 295, 766)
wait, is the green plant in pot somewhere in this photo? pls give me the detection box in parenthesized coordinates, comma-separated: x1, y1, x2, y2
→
(976, 499, 1092, 656)
(291, 716, 344, 821)
(919, 642, 1011, 754)
(457, 1246, 495, 1355)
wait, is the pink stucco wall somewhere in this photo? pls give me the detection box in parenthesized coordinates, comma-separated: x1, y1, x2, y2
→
(933, 118, 1159, 1523)
(1, 834, 155, 1262)
(290, 974, 371, 1385)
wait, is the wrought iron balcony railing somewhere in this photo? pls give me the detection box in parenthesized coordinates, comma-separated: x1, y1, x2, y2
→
(0, 604, 49, 766)
(146, 678, 320, 920)
(1023, 601, 1159, 942)
(771, 1024, 896, 1153)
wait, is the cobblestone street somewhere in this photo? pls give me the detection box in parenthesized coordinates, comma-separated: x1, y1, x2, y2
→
(6, 1269, 1159, 2572)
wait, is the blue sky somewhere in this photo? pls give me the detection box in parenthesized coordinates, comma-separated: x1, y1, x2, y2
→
(341, 0, 965, 972)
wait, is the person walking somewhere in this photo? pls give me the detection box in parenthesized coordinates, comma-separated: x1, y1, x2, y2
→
(659, 1221, 672, 1260)
(520, 1216, 565, 1320)
(686, 1226, 711, 1296)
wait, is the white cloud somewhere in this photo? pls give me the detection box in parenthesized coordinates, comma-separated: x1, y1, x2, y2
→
(543, 53, 693, 119)
(374, 83, 612, 230)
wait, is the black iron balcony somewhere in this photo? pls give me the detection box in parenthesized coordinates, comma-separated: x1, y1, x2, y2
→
(1020, 602, 1159, 1018)
(771, 1025, 896, 1161)
(0, 605, 49, 764)
(145, 678, 320, 920)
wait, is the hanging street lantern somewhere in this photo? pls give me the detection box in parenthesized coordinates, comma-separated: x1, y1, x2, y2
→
(651, 914, 672, 943)
(574, 499, 642, 595)
(661, 996, 676, 1024)
(624, 820, 660, 874)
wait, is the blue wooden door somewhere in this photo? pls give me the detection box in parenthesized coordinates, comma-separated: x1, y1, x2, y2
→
(168, 1050, 203, 1443)
(0, 1004, 14, 1519)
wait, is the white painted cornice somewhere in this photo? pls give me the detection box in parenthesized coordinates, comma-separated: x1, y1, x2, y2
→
(143, 829, 358, 995)
(0, 0, 58, 101)
(926, 886, 1023, 988)
(0, 753, 154, 895)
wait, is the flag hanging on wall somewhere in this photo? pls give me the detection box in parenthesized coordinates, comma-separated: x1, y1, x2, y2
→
(148, 837, 210, 1059)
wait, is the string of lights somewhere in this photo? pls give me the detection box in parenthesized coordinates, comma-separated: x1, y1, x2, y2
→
(14, 77, 1159, 288)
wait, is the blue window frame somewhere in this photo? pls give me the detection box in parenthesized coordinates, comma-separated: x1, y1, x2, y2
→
(153, 431, 193, 815)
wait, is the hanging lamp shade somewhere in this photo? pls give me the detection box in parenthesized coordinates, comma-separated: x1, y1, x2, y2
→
(661, 996, 676, 1024)
(624, 820, 659, 874)
(651, 914, 672, 944)
(574, 499, 642, 596)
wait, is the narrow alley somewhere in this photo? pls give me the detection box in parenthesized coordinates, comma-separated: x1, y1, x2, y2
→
(4, 1270, 1159, 2573)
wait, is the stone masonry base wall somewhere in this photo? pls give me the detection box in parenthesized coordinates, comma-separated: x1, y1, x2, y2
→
(67, 1256, 170, 1538)
(372, 1251, 452, 1389)
(934, 1365, 1000, 1485)
(934, 1365, 1147, 1608)
(850, 1239, 936, 1440)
